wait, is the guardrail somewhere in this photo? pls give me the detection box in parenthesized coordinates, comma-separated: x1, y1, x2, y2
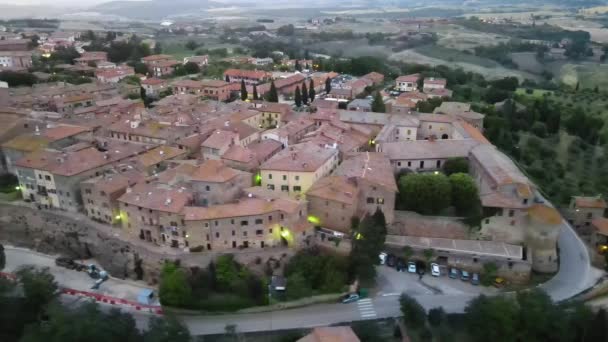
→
(60, 288, 163, 315)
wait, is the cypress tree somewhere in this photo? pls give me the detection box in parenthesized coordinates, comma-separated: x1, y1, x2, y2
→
(240, 80, 248, 101)
(294, 86, 302, 107)
(309, 79, 316, 101)
(301, 82, 309, 104)
(253, 84, 259, 101)
(371, 91, 386, 113)
(325, 77, 331, 94)
(266, 81, 278, 102)
(295, 60, 301, 72)
(225, 74, 230, 82)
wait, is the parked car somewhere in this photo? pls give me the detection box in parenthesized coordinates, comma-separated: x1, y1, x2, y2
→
(396, 257, 406, 272)
(493, 277, 505, 288)
(449, 268, 459, 279)
(461, 270, 470, 281)
(341, 293, 360, 304)
(471, 273, 480, 285)
(55, 257, 76, 270)
(407, 261, 417, 273)
(379, 252, 387, 265)
(386, 254, 396, 268)
(431, 263, 441, 277)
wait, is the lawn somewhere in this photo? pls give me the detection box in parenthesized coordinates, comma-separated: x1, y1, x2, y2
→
(414, 45, 500, 68)
(556, 63, 608, 90)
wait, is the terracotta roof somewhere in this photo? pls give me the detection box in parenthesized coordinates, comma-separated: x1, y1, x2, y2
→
(261, 142, 338, 172)
(224, 69, 270, 79)
(43, 124, 91, 140)
(183, 197, 300, 221)
(396, 73, 420, 82)
(173, 79, 203, 89)
(592, 218, 608, 236)
(297, 326, 360, 342)
(424, 77, 447, 86)
(118, 182, 193, 213)
(81, 168, 144, 194)
(200, 79, 229, 88)
(307, 176, 359, 204)
(574, 196, 607, 209)
(335, 152, 397, 192)
(417, 113, 455, 123)
(527, 204, 562, 225)
(480, 191, 528, 209)
(221, 145, 255, 164)
(154, 60, 179, 68)
(2, 135, 49, 152)
(470, 144, 533, 189)
(201, 130, 238, 150)
(190, 160, 241, 183)
(137, 146, 186, 168)
(142, 54, 173, 62)
(456, 121, 490, 144)
(362, 71, 384, 84)
(141, 78, 166, 85)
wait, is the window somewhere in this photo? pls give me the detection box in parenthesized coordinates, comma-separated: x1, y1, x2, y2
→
(268, 174, 272, 179)
(367, 197, 374, 204)
(243, 231, 248, 236)
(397, 162, 401, 166)
(255, 218, 263, 224)
(215, 232, 219, 238)
(281, 185, 289, 192)
(204, 222, 209, 227)
(85, 189, 92, 194)
(523, 198, 528, 205)
(269, 228, 273, 234)
(214, 220, 218, 226)
(508, 210, 515, 217)
(407, 161, 411, 167)
(205, 185, 210, 191)
(38, 174, 42, 179)
(587, 213, 593, 219)
(280, 214, 284, 220)
(420, 161, 424, 168)
(485, 218, 490, 224)
(293, 186, 301, 192)
(295, 175, 299, 181)
(170, 221, 178, 227)
(100, 191, 106, 196)
(45, 175, 51, 181)
(231, 219, 235, 224)
(256, 230, 263, 235)
(282, 175, 287, 181)
(429, 125, 432, 129)
(241, 220, 248, 226)
(268, 215, 273, 221)
(267, 184, 275, 190)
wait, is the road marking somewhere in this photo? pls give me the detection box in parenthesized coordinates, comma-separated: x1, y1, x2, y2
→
(356, 298, 377, 318)
(382, 292, 401, 297)
(361, 313, 377, 318)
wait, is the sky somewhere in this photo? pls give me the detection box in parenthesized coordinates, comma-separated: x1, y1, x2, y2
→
(0, 0, 147, 5)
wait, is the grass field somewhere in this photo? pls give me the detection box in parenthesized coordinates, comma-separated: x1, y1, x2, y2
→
(556, 63, 608, 89)
(414, 45, 501, 68)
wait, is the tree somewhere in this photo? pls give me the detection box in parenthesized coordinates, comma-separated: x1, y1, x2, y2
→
(286, 272, 313, 300)
(325, 77, 332, 94)
(132, 61, 148, 75)
(294, 86, 302, 107)
(295, 60, 301, 72)
(0, 244, 5, 270)
(465, 295, 519, 342)
(575, 81, 580, 91)
(399, 294, 426, 328)
(371, 91, 385, 113)
(159, 262, 192, 307)
(427, 307, 446, 327)
(398, 173, 451, 215)
(442, 157, 468, 175)
(422, 249, 435, 265)
(49, 46, 81, 64)
(225, 74, 230, 82)
(182, 61, 200, 74)
(349, 208, 387, 283)
(481, 262, 498, 286)
(253, 84, 259, 101)
(15, 266, 58, 314)
(240, 80, 248, 101)
(301, 82, 309, 104)
(309, 79, 316, 101)
(449, 173, 480, 215)
(266, 80, 278, 102)
(277, 24, 295, 36)
(185, 40, 198, 51)
(403, 246, 413, 261)
(154, 42, 163, 54)
(144, 315, 191, 342)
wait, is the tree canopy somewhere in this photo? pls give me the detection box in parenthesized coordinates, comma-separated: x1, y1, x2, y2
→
(398, 173, 451, 215)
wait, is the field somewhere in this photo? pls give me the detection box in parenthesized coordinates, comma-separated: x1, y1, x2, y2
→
(432, 23, 511, 50)
(308, 38, 395, 58)
(556, 63, 608, 89)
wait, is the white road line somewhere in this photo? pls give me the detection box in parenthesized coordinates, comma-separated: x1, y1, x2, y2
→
(361, 313, 377, 318)
(381, 292, 401, 297)
(359, 310, 376, 315)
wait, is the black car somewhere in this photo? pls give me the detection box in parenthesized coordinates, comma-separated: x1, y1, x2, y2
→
(55, 257, 76, 270)
(386, 254, 397, 267)
(396, 257, 406, 272)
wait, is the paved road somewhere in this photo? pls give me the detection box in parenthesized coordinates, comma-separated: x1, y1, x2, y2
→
(3, 214, 603, 335)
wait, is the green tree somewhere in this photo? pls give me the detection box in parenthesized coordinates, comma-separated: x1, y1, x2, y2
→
(427, 307, 446, 327)
(295, 60, 301, 72)
(286, 272, 313, 300)
(325, 77, 332, 94)
(252, 84, 259, 101)
(302, 82, 309, 104)
(277, 24, 295, 36)
(481, 262, 498, 286)
(240, 79, 248, 101)
(398, 173, 451, 215)
(403, 246, 413, 261)
(266, 80, 278, 102)
(449, 173, 480, 215)
(144, 315, 191, 342)
(225, 74, 230, 82)
(16, 266, 58, 314)
(399, 294, 426, 328)
(422, 248, 435, 265)
(154, 42, 162, 54)
(159, 262, 192, 307)
(349, 208, 387, 283)
(465, 295, 519, 342)
(185, 40, 198, 51)
(182, 61, 200, 74)
(309, 79, 316, 101)
(371, 91, 385, 113)
(294, 86, 302, 107)
(442, 157, 468, 175)
(0, 244, 4, 270)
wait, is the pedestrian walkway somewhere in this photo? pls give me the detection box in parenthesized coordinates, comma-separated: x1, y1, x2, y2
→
(357, 298, 377, 318)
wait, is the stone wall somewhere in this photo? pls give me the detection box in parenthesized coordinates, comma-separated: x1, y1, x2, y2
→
(0, 202, 294, 284)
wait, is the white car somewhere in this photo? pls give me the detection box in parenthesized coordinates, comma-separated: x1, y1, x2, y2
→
(407, 261, 417, 273)
(379, 252, 387, 265)
(431, 263, 440, 277)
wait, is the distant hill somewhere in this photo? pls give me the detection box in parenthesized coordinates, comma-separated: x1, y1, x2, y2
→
(91, 0, 221, 19)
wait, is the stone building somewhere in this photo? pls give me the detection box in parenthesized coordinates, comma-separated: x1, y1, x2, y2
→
(565, 196, 607, 235)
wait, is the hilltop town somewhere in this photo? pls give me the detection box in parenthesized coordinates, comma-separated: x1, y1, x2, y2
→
(0, 9, 607, 341)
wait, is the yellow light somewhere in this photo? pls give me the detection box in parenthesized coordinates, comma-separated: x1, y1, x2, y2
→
(281, 230, 290, 238)
(115, 215, 121, 220)
(355, 233, 363, 240)
(185, 234, 189, 238)
(15, 186, 20, 190)
(307, 215, 320, 225)
(255, 173, 262, 185)
(433, 171, 439, 175)
(600, 245, 608, 251)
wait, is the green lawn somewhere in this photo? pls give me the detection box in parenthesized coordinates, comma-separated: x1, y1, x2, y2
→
(414, 45, 501, 68)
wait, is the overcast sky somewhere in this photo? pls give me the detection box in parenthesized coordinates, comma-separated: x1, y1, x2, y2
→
(0, 0, 147, 5)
